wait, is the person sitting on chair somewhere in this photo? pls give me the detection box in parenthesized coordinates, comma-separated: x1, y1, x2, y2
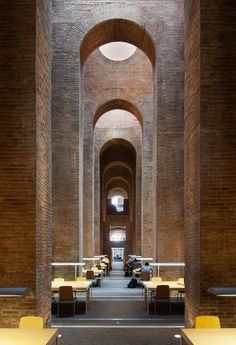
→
(130, 257, 140, 271)
(141, 262, 153, 273)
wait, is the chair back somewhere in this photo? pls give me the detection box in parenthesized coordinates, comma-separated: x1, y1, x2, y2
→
(59, 286, 74, 302)
(19, 316, 43, 329)
(140, 271, 150, 281)
(156, 285, 170, 299)
(76, 276, 86, 281)
(195, 316, 221, 328)
(86, 270, 95, 279)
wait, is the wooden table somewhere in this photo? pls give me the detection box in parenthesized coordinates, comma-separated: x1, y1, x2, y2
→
(180, 328, 236, 345)
(51, 280, 92, 313)
(83, 269, 104, 277)
(142, 280, 185, 313)
(0, 329, 58, 345)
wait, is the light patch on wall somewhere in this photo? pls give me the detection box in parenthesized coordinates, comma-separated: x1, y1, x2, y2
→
(96, 109, 140, 129)
(99, 42, 137, 61)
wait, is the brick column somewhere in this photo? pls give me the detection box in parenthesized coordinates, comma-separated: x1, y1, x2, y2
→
(0, 0, 52, 326)
(185, 0, 236, 327)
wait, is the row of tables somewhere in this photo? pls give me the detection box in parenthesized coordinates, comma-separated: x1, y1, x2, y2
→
(1, 327, 235, 345)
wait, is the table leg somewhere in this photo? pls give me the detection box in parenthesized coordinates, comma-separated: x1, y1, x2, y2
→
(74, 265, 77, 281)
(85, 288, 91, 313)
(144, 288, 150, 313)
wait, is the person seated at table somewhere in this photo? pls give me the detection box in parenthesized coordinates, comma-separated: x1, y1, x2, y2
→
(141, 262, 153, 273)
(101, 255, 110, 270)
(130, 258, 141, 271)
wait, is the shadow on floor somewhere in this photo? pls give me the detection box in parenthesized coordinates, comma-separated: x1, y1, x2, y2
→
(52, 300, 184, 318)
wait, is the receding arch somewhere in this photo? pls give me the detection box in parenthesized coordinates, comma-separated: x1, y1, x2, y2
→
(80, 18, 156, 66)
(100, 138, 136, 157)
(105, 176, 131, 191)
(103, 161, 133, 178)
(93, 99, 143, 128)
(108, 187, 128, 199)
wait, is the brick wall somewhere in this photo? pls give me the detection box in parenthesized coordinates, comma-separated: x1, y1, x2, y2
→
(155, 0, 184, 264)
(52, 1, 184, 269)
(199, 0, 236, 327)
(36, 0, 52, 324)
(0, 0, 51, 327)
(184, 0, 236, 327)
(184, 0, 201, 327)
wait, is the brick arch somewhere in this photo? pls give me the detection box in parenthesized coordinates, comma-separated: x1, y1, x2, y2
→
(93, 99, 143, 128)
(80, 18, 156, 66)
(103, 161, 133, 178)
(105, 177, 131, 194)
(104, 166, 132, 190)
(100, 138, 136, 157)
(107, 187, 128, 199)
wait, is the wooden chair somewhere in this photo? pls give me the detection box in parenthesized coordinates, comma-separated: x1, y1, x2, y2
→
(177, 278, 185, 302)
(195, 316, 221, 328)
(153, 285, 171, 314)
(19, 316, 43, 329)
(132, 264, 141, 270)
(140, 271, 150, 281)
(86, 270, 97, 286)
(150, 277, 162, 298)
(58, 286, 76, 317)
(52, 278, 65, 302)
(139, 271, 150, 291)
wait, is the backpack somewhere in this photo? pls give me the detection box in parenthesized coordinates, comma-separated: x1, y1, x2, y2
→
(127, 278, 138, 288)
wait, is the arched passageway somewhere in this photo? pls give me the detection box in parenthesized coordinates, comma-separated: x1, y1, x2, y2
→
(52, 0, 184, 325)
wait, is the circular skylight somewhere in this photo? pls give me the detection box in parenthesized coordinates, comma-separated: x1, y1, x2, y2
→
(99, 42, 137, 61)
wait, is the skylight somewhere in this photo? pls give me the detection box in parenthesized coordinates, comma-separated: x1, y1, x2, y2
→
(99, 42, 136, 61)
